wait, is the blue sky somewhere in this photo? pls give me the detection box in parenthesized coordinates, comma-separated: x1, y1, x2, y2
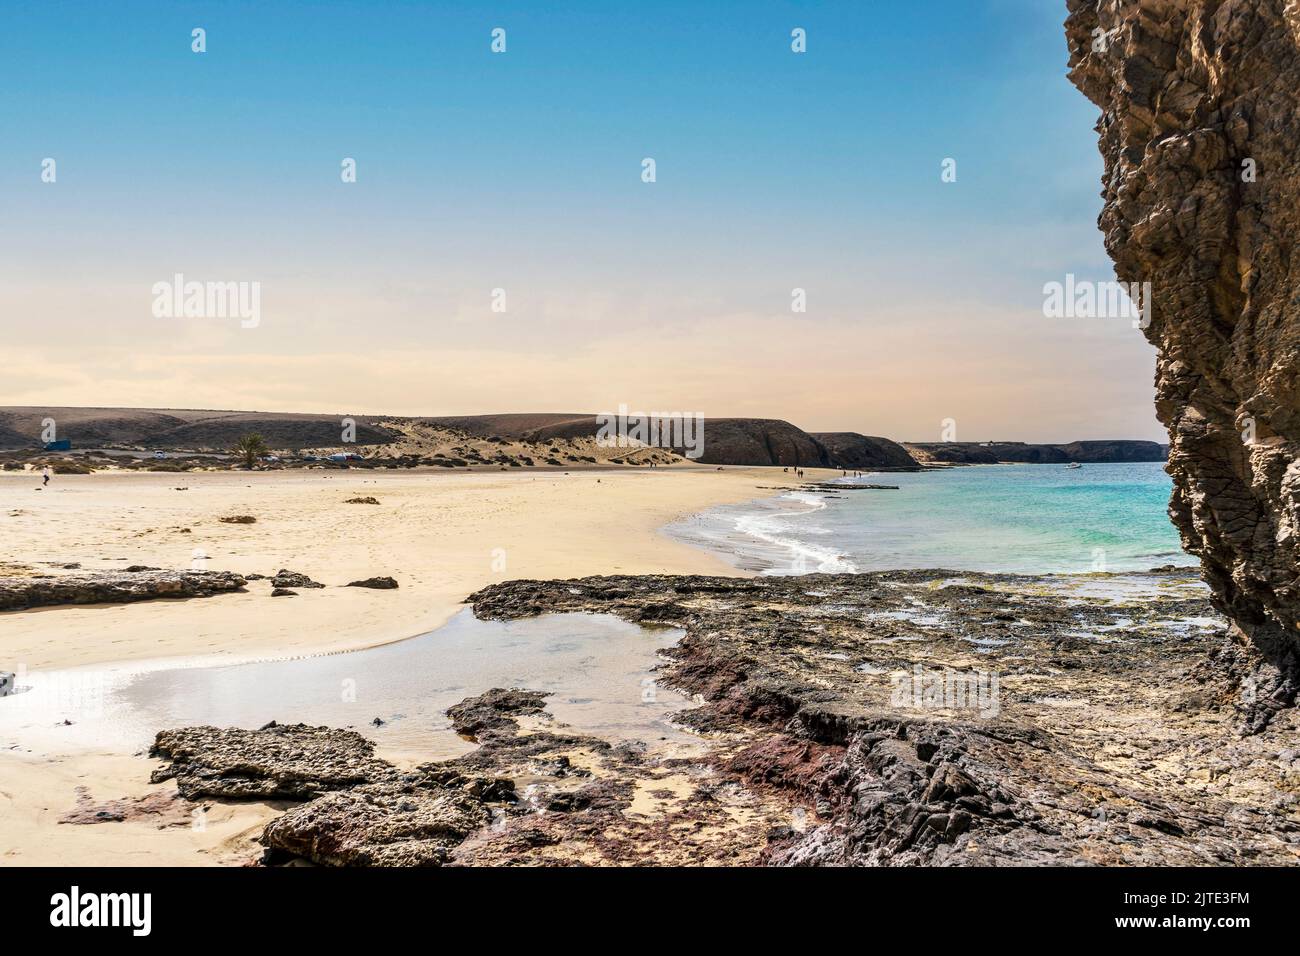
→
(0, 1, 1159, 441)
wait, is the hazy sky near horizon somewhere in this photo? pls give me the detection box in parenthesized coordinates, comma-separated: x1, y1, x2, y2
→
(0, 0, 1161, 443)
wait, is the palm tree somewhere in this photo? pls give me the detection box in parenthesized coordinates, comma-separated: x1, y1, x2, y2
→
(232, 432, 269, 469)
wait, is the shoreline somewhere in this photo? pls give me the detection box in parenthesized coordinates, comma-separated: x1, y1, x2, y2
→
(0, 466, 813, 674)
(0, 465, 817, 866)
(674, 463, 1197, 578)
(118, 566, 1296, 867)
(0, 465, 1226, 867)
(443, 569, 1295, 866)
(665, 488, 857, 576)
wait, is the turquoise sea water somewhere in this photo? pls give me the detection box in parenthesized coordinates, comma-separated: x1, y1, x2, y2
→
(669, 462, 1194, 576)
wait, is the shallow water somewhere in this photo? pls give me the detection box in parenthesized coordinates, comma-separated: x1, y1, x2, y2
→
(0, 610, 699, 762)
(668, 462, 1193, 576)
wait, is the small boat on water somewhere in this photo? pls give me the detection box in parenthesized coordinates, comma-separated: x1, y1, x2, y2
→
(1065, 462, 1082, 469)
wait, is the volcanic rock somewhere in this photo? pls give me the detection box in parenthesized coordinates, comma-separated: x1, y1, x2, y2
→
(1065, 0, 1300, 716)
(271, 569, 324, 589)
(344, 576, 398, 590)
(149, 723, 391, 800)
(0, 569, 246, 612)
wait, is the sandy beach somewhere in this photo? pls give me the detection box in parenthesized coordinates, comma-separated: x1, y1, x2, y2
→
(0, 465, 815, 865)
(1, 467, 803, 671)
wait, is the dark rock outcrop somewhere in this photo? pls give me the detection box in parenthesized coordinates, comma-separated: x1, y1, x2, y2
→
(150, 569, 1300, 865)
(906, 441, 1166, 464)
(149, 723, 389, 800)
(491, 414, 832, 466)
(344, 576, 398, 590)
(466, 571, 1300, 864)
(149, 719, 517, 865)
(427, 412, 904, 468)
(259, 775, 499, 866)
(689, 418, 826, 466)
(270, 569, 324, 589)
(0, 569, 246, 612)
(446, 688, 548, 740)
(0, 406, 398, 452)
(1065, 0, 1300, 708)
(810, 432, 920, 470)
(1060, 440, 1168, 463)
(152, 687, 785, 866)
(906, 443, 1002, 465)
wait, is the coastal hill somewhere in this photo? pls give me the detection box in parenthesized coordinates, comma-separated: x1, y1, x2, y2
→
(0, 407, 915, 470)
(0, 406, 1161, 469)
(424, 414, 876, 469)
(0, 406, 399, 450)
(906, 440, 1167, 464)
(811, 432, 921, 469)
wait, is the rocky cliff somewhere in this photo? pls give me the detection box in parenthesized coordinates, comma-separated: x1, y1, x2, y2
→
(1065, 0, 1300, 718)
(905, 440, 1166, 464)
(810, 432, 921, 470)
(429, 414, 830, 466)
(430, 413, 918, 469)
(1059, 440, 1169, 463)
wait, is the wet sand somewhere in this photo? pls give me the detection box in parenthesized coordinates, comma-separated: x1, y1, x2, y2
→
(3, 611, 701, 764)
(0, 465, 823, 865)
(0, 466, 803, 672)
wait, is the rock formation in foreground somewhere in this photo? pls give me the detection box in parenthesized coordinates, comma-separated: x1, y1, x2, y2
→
(1066, 0, 1300, 713)
(0, 569, 246, 612)
(151, 571, 1300, 865)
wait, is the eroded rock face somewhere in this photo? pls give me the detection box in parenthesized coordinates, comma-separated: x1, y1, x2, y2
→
(150, 572, 1300, 865)
(1064, 0, 1300, 712)
(344, 576, 399, 590)
(151, 690, 786, 866)
(810, 432, 921, 470)
(0, 569, 246, 612)
(260, 773, 502, 866)
(469, 572, 1300, 864)
(446, 688, 549, 740)
(149, 723, 389, 800)
(270, 569, 324, 590)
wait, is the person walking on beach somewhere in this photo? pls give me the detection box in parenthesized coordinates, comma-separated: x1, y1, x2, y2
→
(41, 465, 50, 486)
